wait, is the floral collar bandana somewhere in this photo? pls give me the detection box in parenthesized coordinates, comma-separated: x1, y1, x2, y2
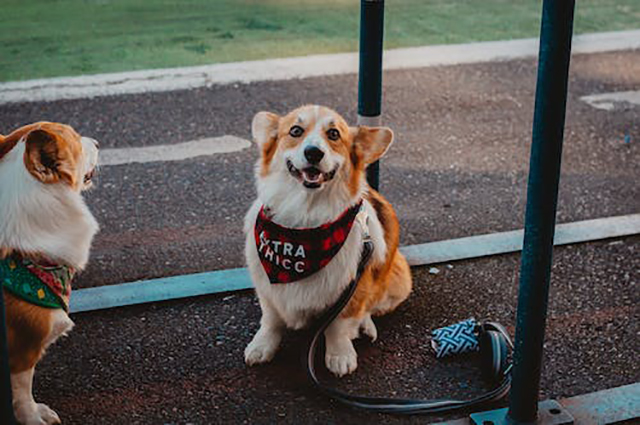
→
(0, 255, 74, 312)
(255, 201, 363, 284)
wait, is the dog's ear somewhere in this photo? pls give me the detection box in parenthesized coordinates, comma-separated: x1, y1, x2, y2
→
(23, 129, 76, 186)
(252, 112, 280, 149)
(351, 126, 394, 166)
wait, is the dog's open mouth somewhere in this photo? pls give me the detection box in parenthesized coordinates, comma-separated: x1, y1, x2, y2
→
(286, 159, 336, 189)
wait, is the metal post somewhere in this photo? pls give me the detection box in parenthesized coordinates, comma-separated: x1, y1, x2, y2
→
(0, 293, 16, 424)
(357, 0, 384, 191)
(508, 0, 575, 422)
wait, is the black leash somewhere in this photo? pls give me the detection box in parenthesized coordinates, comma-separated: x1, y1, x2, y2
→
(306, 240, 513, 414)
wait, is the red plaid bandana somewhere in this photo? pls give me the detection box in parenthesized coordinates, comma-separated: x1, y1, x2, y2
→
(255, 201, 363, 284)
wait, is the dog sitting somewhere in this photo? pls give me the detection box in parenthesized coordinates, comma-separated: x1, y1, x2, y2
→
(244, 105, 412, 376)
(0, 122, 99, 425)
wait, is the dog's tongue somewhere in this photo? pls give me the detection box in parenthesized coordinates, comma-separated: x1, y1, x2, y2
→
(303, 167, 322, 183)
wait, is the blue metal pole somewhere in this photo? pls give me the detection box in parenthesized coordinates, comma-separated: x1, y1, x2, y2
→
(358, 0, 384, 191)
(508, 0, 575, 421)
(0, 293, 16, 424)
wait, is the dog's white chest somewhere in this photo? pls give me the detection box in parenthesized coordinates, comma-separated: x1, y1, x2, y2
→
(244, 199, 385, 329)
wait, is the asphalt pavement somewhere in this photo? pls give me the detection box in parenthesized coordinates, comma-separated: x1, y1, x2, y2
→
(1, 50, 638, 288)
(0, 49, 638, 424)
(34, 237, 639, 424)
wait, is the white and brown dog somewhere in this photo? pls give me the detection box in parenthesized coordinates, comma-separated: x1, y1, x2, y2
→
(0, 122, 99, 425)
(244, 105, 412, 377)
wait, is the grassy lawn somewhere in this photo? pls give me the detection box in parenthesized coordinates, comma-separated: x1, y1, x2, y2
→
(1, 0, 639, 82)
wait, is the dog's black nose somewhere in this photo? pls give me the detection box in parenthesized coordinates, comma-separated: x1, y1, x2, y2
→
(304, 146, 324, 164)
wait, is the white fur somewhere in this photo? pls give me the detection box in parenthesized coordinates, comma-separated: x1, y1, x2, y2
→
(11, 368, 61, 425)
(45, 310, 75, 348)
(245, 108, 389, 376)
(324, 316, 360, 376)
(289, 116, 343, 176)
(80, 137, 100, 185)
(245, 198, 386, 328)
(0, 139, 99, 269)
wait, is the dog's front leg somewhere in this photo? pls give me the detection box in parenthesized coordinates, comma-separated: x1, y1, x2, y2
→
(245, 297, 284, 365)
(11, 367, 61, 425)
(324, 316, 360, 377)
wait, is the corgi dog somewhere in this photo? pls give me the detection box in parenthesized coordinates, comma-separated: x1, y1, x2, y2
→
(244, 105, 412, 377)
(0, 122, 99, 425)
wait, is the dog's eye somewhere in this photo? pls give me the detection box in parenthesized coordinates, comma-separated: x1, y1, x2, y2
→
(289, 126, 304, 138)
(326, 128, 340, 141)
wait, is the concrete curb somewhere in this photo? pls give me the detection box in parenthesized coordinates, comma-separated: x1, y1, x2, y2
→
(70, 213, 640, 313)
(2, 30, 640, 105)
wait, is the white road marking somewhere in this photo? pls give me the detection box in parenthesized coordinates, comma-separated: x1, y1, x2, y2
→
(1, 30, 640, 105)
(580, 90, 640, 111)
(100, 135, 251, 166)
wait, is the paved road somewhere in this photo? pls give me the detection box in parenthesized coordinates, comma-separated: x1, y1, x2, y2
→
(35, 237, 639, 424)
(1, 50, 638, 289)
(0, 50, 638, 424)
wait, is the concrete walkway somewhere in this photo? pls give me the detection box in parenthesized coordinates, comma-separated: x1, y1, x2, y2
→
(1, 30, 640, 104)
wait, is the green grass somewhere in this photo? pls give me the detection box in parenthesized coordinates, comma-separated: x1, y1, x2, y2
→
(1, 0, 639, 82)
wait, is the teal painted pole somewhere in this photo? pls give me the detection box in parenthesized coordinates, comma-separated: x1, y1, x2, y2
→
(358, 0, 384, 191)
(0, 293, 16, 424)
(508, 0, 575, 421)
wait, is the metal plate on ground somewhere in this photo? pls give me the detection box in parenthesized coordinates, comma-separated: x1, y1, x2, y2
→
(469, 400, 574, 425)
(560, 382, 640, 424)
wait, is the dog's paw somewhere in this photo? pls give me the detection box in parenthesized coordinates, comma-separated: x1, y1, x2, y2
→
(36, 404, 61, 425)
(15, 402, 61, 425)
(360, 315, 377, 342)
(325, 350, 358, 377)
(244, 331, 280, 366)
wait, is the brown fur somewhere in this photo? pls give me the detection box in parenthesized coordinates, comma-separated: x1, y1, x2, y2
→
(0, 135, 20, 161)
(4, 291, 53, 373)
(255, 112, 280, 177)
(343, 121, 411, 319)
(1, 122, 83, 189)
(260, 137, 278, 177)
(341, 189, 411, 318)
(1, 122, 59, 159)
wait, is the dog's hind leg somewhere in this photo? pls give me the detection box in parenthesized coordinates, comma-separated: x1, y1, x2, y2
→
(6, 294, 71, 425)
(371, 252, 412, 317)
(245, 296, 285, 366)
(359, 313, 377, 342)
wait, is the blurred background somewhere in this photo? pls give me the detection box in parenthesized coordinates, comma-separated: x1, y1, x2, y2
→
(2, 0, 640, 82)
